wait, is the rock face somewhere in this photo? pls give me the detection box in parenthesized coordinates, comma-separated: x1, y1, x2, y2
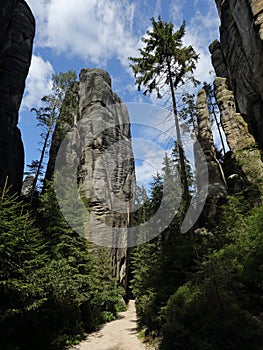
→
(210, 0, 263, 149)
(21, 175, 34, 196)
(78, 68, 135, 286)
(195, 89, 227, 225)
(214, 77, 263, 202)
(0, 1, 35, 193)
(52, 68, 135, 288)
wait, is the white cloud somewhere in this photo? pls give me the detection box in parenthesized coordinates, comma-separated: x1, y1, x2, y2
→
(184, 1, 220, 83)
(22, 55, 54, 110)
(27, 0, 138, 68)
(170, 1, 186, 22)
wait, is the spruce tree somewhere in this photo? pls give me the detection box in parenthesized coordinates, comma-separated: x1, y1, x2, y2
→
(0, 185, 47, 349)
(129, 16, 199, 212)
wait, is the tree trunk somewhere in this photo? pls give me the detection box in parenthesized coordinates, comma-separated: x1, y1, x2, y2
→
(167, 62, 191, 211)
(30, 128, 51, 204)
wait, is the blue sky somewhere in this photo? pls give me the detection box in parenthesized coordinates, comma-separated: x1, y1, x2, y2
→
(20, 0, 220, 186)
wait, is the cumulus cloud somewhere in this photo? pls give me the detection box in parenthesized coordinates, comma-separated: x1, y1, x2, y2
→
(22, 55, 54, 110)
(27, 0, 138, 68)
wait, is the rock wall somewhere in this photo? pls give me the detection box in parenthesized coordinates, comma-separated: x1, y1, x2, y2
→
(195, 89, 227, 225)
(50, 68, 135, 288)
(214, 77, 263, 202)
(210, 0, 263, 149)
(0, 0, 35, 193)
(78, 68, 135, 287)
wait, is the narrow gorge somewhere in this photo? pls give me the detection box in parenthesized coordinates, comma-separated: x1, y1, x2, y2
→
(1, 0, 263, 349)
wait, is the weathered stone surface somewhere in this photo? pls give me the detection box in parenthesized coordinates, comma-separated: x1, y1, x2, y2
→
(53, 68, 135, 288)
(21, 175, 34, 196)
(0, 0, 35, 193)
(195, 89, 227, 225)
(210, 0, 263, 149)
(78, 68, 135, 287)
(249, 0, 263, 39)
(214, 77, 263, 202)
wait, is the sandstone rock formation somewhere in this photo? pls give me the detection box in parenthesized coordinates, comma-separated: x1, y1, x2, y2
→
(195, 89, 227, 225)
(21, 175, 34, 196)
(0, 1, 35, 193)
(210, 0, 263, 149)
(214, 77, 263, 202)
(53, 68, 135, 288)
(78, 68, 135, 286)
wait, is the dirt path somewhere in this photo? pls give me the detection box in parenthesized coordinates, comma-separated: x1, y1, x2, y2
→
(70, 300, 151, 350)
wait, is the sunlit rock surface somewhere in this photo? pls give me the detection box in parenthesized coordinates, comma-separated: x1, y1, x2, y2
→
(210, 0, 263, 149)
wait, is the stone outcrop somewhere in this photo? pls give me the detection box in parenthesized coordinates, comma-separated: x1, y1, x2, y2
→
(0, 1, 35, 193)
(52, 68, 135, 288)
(250, 0, 263, 39)
(21, 175, 34, 196)
(214, 77, 263, 202)
(210, 0, 263, 149)
(78, 68, 135, 286)
(195, 89, 227, 225)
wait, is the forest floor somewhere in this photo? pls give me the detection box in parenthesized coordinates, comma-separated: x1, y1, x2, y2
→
(70, 300, 154, 350)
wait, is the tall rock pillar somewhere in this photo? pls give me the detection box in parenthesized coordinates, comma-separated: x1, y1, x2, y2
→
(195, 89, 227, 225)
(210, 0, 263, 149)
(53, 68, 135, 288)
(78, 68, 135, 287)
(214, 77, 263, 203)
(0, 1, 35, 193)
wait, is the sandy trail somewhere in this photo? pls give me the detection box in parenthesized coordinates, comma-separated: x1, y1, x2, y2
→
(71, 300, 150, 350)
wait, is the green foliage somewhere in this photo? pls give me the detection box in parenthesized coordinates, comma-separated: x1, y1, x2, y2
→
(129, 16, 199, 213)
(0, 189, 47, 349)
(0, 180, 124, 349)
(29, 70, 77, 202)
(131, 156, 263, 350)
(129, 16, 199, 97)
(160, 198, 263, 350)
(130, 162, 196, 337)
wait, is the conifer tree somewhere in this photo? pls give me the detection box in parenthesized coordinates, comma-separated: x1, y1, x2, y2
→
(0, 184, 47, 349)
(129, 16, 199, 212)
(29, 71, 77, 203)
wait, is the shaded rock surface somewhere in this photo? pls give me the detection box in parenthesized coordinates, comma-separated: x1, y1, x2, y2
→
(210, 0, 263, 149)
(195, 89, 227, 225)
(0, 0, 35, 193)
